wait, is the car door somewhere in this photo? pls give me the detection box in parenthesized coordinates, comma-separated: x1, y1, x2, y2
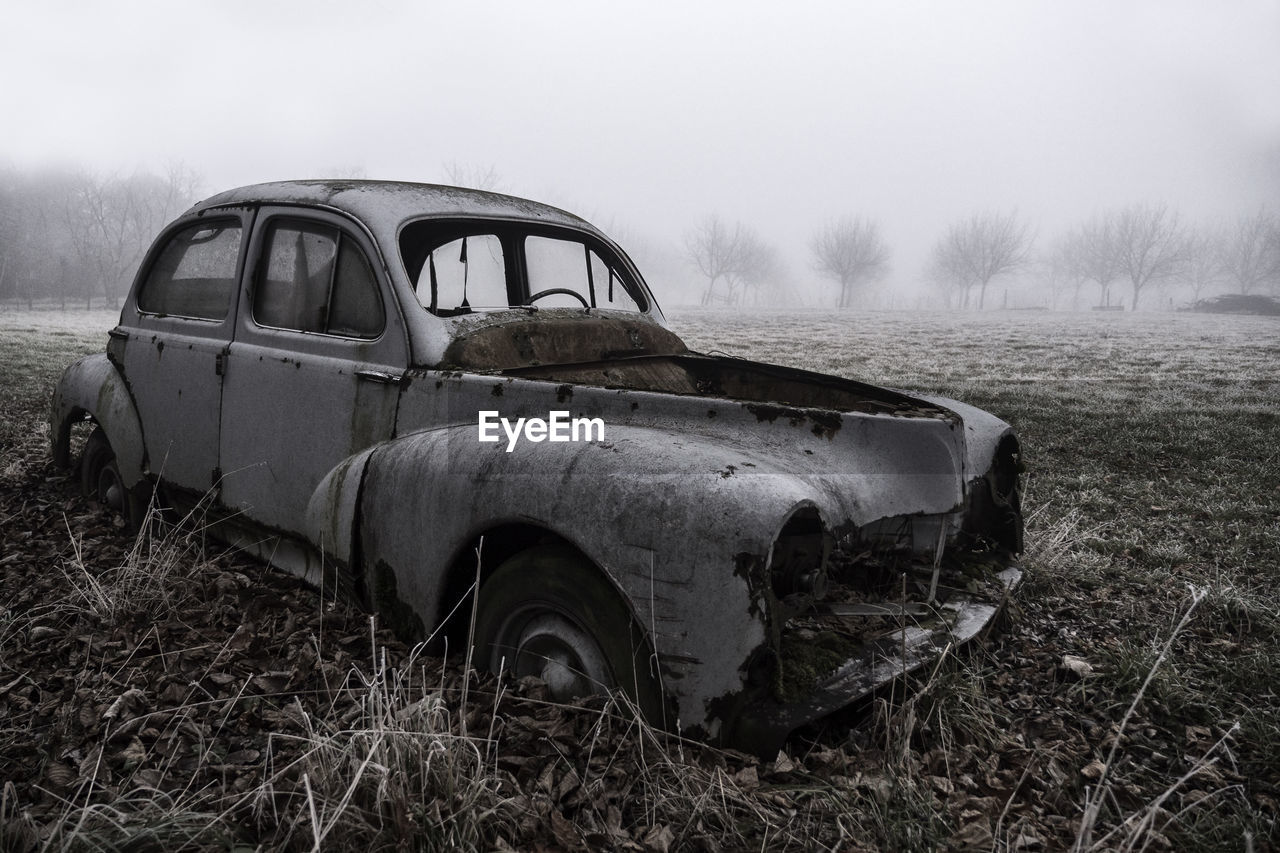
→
(217, 208, 407, 535)
(122, 212, 250, 494)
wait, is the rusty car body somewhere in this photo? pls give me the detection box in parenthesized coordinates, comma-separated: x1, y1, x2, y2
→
(51, 180, 1023, 753)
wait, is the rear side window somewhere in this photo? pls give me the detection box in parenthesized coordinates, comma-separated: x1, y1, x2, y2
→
(254, 220, 384, 338)
(137, 221, 241, 320)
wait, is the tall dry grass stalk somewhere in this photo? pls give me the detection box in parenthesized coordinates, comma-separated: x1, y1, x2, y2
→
(57, 492, 218, 624)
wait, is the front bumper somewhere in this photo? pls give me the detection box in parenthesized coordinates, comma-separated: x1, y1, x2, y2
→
(724, 566, 1022, 755)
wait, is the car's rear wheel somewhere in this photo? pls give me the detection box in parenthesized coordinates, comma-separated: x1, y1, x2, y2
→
(472, 546, 666, 723)
(80, 427, 145, 531)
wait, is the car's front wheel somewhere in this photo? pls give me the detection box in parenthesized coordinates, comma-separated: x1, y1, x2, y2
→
(472, 546, 666, 724)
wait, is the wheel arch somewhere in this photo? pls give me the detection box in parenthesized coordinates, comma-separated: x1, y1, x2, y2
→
(431, 522, 631, 651)
(50, 354, 147, 488)
(471, 541, 673, 725)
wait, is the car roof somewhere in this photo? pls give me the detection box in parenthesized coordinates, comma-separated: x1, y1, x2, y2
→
(193, 180, 596, 235)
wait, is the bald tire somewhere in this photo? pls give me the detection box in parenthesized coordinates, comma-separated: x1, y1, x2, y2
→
(80, 427, 146, 533)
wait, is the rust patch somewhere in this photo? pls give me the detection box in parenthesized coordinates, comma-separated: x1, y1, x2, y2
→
(733, 551, 770, 619)
(744, 403, 842, 439)
(555, 383, 573, 403)
(491, 383, 503, 397)
(809, 410, 842, 439)
(746, 403, 783, 423)
(512, 330, 537, 363)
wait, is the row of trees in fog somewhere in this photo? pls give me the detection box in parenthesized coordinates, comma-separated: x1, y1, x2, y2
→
(1047, 204, 1280, 310)
(0, 166, 199, 309)
(684, 203, 1280, 310)
(685, 214, 891, 309)
(3, 160, 1277, 313)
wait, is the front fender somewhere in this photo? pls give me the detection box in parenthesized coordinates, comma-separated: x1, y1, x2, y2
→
(355, 421, 831, 733)
(912, 392, 1023, 551)
(910, 392, 1015, 481)
(50, 354, 146, 488)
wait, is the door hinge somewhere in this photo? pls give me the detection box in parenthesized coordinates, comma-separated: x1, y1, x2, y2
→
(215, 352, 227, 376)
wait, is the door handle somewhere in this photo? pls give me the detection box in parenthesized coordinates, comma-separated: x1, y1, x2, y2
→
(355, 369, 404, 386)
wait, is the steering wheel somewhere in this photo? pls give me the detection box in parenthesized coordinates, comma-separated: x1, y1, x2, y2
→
(527, 288, 590, 308)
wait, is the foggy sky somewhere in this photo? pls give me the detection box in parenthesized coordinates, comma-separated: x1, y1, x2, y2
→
(4, 0, 1278, 297)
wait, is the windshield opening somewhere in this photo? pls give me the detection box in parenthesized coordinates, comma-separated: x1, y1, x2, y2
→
(399, 221, 647, 316)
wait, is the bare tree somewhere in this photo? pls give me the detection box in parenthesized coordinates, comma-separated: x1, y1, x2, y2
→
(1269, 220, 1280, 296)
(325, 164, 369, 179)
(0, 170, 22, 304)
(810, 217, 890, 309)
(929, 210, 1032, 309)
(1177, 228, 1224, 304)
(1060, 217, 1124, 308)
(733, 231, 784, 305)
(443, 162, 504, 192)
(1045, 238, 1090, 310)
(0, 168, 81, 307)
(1219, 207, 1279, 295)
(1112, 202, 1185, 310)
(61, 167, 201, 307)
(685, 214, 752, 306)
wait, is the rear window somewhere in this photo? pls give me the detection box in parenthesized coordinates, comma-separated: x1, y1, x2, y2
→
(137, 221, 242, 320)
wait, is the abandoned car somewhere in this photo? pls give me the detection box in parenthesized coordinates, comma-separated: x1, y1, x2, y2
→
(51, 180, 1023, 752)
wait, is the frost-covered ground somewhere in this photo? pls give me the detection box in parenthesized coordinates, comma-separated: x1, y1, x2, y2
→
(668, 307, 1280, 387)
(0, 308, 119, 338)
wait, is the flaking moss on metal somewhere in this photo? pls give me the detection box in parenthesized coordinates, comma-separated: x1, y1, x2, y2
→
(774, 630, 864, 705)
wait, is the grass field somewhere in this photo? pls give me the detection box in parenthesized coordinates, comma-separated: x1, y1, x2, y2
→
(1, 306, 1277, 851)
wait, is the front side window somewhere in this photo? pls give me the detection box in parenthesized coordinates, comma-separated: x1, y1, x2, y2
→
(254, 220, 384, 338)
(137, 220, 241, 320)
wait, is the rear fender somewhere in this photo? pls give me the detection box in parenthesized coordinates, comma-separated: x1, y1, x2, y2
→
(50, 354, 146, 488)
